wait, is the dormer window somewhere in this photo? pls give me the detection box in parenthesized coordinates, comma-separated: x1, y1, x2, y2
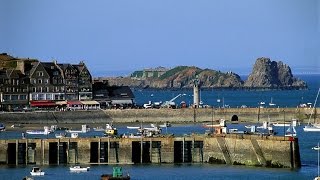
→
(37, 71, 44, 76)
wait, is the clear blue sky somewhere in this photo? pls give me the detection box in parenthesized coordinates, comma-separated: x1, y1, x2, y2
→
(0, 0, 319, 76)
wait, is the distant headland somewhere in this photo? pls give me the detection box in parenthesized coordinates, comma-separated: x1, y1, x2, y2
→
(98, 57, 308, 90)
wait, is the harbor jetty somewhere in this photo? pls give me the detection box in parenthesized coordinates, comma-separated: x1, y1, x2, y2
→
(0, 134, 300, 168)
(0, 107, 318, 124)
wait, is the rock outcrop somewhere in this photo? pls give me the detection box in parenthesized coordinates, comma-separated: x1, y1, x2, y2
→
(244, 57, 307, 89)
(104, 66, 244, 89)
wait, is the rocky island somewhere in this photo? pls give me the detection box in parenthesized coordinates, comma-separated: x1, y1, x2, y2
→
(102, 57, 307, 90)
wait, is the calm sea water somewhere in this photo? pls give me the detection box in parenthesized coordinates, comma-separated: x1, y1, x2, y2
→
(133, 74, 320, 108)
(0, 74, 319, 179)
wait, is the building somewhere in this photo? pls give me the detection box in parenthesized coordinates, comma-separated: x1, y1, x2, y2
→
(0, 55, 93, 111)
(93, 80, 135, 109)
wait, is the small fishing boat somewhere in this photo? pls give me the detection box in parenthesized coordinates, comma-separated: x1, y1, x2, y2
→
(55, 132, 66, 138)
(26, 126, 52, 135)
(126, 126, 140, 129)
(71, 133, 79, 138)
(0, 123, 5, 131)
(101, 167, 130, 180)
(159, 122, 171, 128)
(272, 122, 290, 127)
(304, 88, 320, 133)
(313, 146, 320, 151)
(30, 167, 45, 176)
(70, 165, 90, 172)
(105, 123, 118, 136)
(66, 125, 89, 133)
(285, 125, 297, 137)
(93, 126, 105, 131)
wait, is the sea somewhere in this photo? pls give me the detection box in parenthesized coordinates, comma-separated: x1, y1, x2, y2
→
(133, 74, 320, 108)
(0, 74, 319, 180)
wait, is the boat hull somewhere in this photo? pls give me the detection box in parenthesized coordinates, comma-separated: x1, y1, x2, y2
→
(30, 172, 45, 176)
(303, 126, 320, 132)
(101, 174, 130, 180)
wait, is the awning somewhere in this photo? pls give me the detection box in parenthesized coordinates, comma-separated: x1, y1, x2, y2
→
(55, 101, 67, 105)
(111, 99, 133, 104)
(30, 100, 56, 107)
(81, 101, 100, 105)
(67, 100, 82, 105)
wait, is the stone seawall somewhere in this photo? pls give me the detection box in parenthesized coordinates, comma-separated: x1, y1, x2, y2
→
(0, 107, 318, 124)
(0, 135, 300, 168)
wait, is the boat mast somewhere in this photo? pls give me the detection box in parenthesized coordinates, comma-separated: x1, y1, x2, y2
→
(308, 88, 320, 125)
(317, 142, 320, 177)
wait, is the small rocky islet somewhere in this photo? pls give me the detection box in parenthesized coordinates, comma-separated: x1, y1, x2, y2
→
(104, 57, 307, 90)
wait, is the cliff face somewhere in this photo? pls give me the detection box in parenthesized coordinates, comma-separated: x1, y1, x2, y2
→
(244, 57, 307, 89)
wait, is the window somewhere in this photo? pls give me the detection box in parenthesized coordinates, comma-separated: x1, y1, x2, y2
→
(11, 95, 18, 100)
(3, 95, 10, 100)
(44, 79, 49, 84)
(20, 95, 27, 100)
(32, 79, 36, 84)
(46, 94, 52, 100)
(38, 94, 45, 100)
(37, 71, 44, 76)
(32, 94, 37, 100)
(38, 79, 42, 84)
(32, 87, 36, 92)
(53, 71, 59, 75)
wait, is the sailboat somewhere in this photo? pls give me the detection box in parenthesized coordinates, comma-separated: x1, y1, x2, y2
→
(284, 120, 297, 137)
(269, 97, 276, 106)
(303, 88, 320, 132)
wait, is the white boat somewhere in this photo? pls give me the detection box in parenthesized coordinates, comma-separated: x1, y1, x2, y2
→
(285, 125, 297, 137)
(245, 125, 255, 129)
(66, 125, 89, 133)
(272, 122, 290, 127)
(26, 126, 51, 135)
(93, 127, 104, 131)
(304, 88, 320, 132)
(71, 133, 79, 138)
(69, 165, 90, 172)
(269, 97, 276, 106)
(127, 126, 140, 129)
(159, 122, 171, 128)
(313, 146, 320, 151)
(259, 101, 265, 105)
(55, 132, 66, 138)
(304, 125, 320, 132)
(30, 167, 45, 176)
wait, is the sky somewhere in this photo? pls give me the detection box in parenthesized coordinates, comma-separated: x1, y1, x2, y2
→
(0, 0, 319, 76)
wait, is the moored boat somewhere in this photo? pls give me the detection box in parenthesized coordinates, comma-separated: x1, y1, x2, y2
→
(55, 132, 66, 138)
(0, 123, 5, 131)
(66, 124, 90, 133)
(304, 88, 320, 132)
(30, 167, 45, 176)
(69, 165, 90, 172)
(272, 122, 290, 127)
(101, 167, 130, 180)
(312, 145, 320, 151)
(26, 126, 52, 135)
(126, 126, 140, 129)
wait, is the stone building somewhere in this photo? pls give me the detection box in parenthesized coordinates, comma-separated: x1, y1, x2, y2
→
(0, 56, 92, 111)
